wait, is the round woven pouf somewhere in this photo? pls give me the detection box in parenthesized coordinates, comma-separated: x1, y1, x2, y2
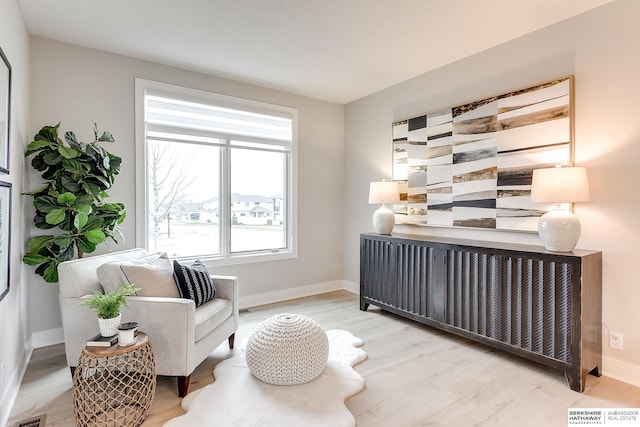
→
(245, 313, 329, 385)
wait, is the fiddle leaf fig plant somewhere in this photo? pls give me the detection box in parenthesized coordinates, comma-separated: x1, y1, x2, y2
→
(22, 123, 126, 283)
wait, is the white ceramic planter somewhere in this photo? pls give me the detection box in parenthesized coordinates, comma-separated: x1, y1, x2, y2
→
(98, 313, 121, 337)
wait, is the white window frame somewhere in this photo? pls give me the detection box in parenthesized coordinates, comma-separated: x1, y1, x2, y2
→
(134, 78, 298, 266)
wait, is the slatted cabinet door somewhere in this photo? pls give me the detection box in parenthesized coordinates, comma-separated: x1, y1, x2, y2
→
(360, 237, 435, 320)
(443, 250, 573, 364)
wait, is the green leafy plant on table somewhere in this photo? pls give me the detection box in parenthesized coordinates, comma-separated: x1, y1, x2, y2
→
(22, 123, 126, 283)
(80, 283, 140, 319)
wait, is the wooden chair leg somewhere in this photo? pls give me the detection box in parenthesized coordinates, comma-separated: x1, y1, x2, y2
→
(178, 375, 191, 397)
(228, 333, 235, 349)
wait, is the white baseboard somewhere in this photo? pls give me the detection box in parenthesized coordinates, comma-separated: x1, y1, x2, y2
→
(603, 355, 640, 388)
(0, 338, 32, 427)
(342, 280, 359, 294)
(32, 327, 64, 349)
(239, 280, 358, 309)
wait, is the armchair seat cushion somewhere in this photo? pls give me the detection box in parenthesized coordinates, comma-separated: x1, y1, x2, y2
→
(194, 297, 233, 342)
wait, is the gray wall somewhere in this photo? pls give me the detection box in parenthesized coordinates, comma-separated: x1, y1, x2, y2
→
(0, 0, 30, 423)
(27, 38, 345, 337)
(344, 0, 640, 385)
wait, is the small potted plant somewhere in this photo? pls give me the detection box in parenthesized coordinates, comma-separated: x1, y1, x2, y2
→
(80, 283, 140, 336)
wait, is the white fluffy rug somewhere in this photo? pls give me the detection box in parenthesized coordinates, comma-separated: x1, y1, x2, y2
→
(164, 329, 367, 427)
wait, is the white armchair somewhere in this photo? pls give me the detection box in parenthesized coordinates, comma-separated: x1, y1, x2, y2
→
(57, 248, 239, 396)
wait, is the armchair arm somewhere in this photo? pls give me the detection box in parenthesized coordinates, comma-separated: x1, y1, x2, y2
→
(124, 296, 197, 376)
(213, 275, 239, 332)
(213, 275, 237, 301)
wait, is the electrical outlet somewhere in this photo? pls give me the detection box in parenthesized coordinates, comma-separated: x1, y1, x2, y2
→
(610, 331, 624, 350)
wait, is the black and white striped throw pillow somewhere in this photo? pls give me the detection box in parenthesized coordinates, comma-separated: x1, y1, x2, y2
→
(172, 260, 216, 307)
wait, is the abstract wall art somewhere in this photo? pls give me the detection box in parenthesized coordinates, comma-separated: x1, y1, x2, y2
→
(392, 76, 573, 232)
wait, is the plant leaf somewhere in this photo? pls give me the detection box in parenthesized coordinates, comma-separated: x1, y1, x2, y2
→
(86, 174, 110, 188)
(25, 139, 57, 156)
(42, 262, 59, 283)
(45, 209, 66, 225)
(75, 204, 92, 214)
(74, 212, 89, 229)
(22, 253, 50, 266)
(59, 242, 76, 261)
(53, 234, 73, 250)
(108, 155, 122, 174)
(34, 123, 60, 144)
(57, 192, 77, 205)
(58, 146, 80, 159)
(84, 229, 106, 244)
(34, 195, 60, 213)
(81, 181, 101, 198)
(76, 236, 97, 254)
(57, 213, 75, 232)
(64, 131, 79, 147)
(42, 150, 62, 166)
(74, 193, 95, 206)
(61, 158, 88, 174)
(26, 235, 54, 253)
(83, 215, 103, 231)
(98, 131, 115, 143)
(34, 213, 57, 230)
(31, 153, 49, 171)
(60, 175, 81, 192)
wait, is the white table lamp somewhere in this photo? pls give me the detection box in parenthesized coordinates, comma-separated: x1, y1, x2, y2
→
(368, 181, 400, 235)
(530, 166, 590, 252)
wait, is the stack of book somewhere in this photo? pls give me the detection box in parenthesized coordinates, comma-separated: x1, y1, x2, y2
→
(86, 333, 118, 347)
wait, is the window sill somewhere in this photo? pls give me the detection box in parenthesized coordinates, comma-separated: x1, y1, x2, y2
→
(177, 249, 297, 268)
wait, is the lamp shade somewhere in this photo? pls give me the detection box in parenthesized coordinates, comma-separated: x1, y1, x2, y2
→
(530, 166, 589, 252)
(530, 167, 590, 203)
(368, 181, 400, 204)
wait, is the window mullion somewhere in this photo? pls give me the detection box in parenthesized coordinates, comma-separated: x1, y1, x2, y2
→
(221, 142, 231, 257)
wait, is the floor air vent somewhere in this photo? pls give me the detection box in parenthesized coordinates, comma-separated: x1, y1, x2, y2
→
(14, 414, 46, 427)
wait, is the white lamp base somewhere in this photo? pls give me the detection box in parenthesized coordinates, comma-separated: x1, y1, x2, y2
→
(372, 205, 395, 235)
(538, 208, 581, 252)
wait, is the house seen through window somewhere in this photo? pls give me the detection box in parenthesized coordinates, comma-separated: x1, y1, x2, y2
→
(136, 79, 297, 262)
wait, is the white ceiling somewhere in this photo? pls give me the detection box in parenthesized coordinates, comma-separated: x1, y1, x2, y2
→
(18, 0, 614, 104)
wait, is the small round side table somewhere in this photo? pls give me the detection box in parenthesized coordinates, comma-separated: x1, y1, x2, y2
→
(72, 332, 156, 427)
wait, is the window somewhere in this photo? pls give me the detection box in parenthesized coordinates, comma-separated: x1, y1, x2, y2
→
(135, 79, 297, 264)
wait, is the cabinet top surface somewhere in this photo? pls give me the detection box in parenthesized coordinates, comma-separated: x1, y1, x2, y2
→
(361, 233, 601, 258)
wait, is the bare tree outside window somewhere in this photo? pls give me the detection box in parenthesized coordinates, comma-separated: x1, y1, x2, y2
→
(147, 140, 196, 249)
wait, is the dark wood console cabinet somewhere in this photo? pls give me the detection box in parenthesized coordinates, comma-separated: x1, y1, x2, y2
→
(360, 233, 602, 392)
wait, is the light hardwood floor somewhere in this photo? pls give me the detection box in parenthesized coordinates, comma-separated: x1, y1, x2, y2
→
(8, 291, 640, 426)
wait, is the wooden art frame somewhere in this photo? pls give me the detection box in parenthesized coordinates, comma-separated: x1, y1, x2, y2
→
(392, 76, 574, 232)
(0, 46, 11, 174)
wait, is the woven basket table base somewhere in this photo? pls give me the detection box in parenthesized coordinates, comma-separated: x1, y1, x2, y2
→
(245, 313, 329, 385)
(72, 333, 156, 427)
